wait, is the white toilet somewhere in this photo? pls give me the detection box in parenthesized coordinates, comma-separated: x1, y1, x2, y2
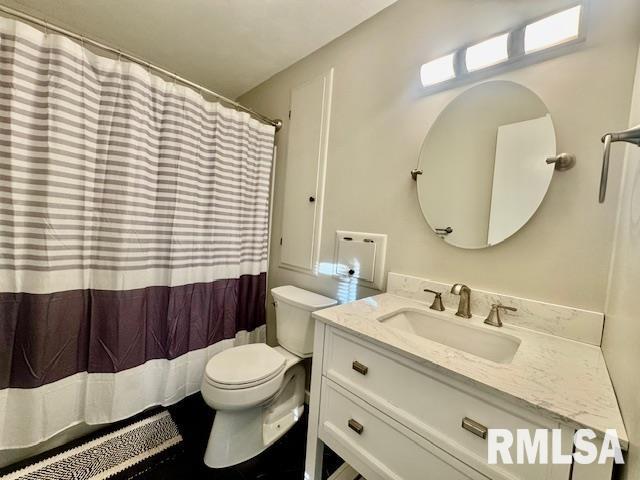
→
(201, 285, 337, 468)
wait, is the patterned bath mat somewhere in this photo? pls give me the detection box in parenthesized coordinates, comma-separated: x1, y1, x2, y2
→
(1, 411, 183, 480)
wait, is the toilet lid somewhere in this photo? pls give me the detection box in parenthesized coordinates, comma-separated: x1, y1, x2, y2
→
(205, 344, 286, 388)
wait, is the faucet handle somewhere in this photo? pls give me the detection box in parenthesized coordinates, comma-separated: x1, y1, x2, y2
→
(494, 304, 517, 312)
(484, 304, 517, 327)
(423, 289, 445, 311)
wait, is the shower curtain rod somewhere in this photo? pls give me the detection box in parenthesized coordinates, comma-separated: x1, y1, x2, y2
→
(0, 4, 283, 131)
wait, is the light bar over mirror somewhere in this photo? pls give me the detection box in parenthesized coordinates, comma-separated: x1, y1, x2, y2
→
(525, 5, 582, 53)
(419, 3, 585, 92)
(465, 33, 509, 72)
(420, 53, 455, 87)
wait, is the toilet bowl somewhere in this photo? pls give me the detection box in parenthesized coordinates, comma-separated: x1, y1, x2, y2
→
(201, 285, 337, 468)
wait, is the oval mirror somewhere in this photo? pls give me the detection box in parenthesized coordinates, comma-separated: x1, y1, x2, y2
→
(417, 81, 557, 249)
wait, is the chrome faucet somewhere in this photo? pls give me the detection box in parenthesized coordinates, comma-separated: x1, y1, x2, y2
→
(450, 284, 471, 318)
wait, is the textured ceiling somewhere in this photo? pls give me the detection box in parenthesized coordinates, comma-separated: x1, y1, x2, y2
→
(0, 0, 398, 98)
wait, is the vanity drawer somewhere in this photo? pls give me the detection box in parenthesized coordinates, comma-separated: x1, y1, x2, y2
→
(323, 327, 572, 480)
(319, 378, 488, 480)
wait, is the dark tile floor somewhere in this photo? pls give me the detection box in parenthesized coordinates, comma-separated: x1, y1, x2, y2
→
(135, 393, 343, 480)
(0, 393, 341, 480)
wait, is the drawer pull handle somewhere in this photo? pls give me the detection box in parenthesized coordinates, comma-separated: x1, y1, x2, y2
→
(348, 419, 364, 435)
(352, 360, 368, 375)
(461, 417, 488, 439)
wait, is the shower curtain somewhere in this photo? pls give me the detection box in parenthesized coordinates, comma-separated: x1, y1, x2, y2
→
(0, 18, 274, 448)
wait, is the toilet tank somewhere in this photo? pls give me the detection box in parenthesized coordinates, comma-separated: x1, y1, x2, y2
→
(271, 286, 337, 358)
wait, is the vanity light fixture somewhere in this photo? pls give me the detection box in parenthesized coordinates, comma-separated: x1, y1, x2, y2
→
(419, 3, 586, 92)
(465, 33, 509, 72)
(524, 5, 582, 54)
(420, 53, 455, 87)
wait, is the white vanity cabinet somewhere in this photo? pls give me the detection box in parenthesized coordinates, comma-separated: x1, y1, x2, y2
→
(305, 322, 614, 480)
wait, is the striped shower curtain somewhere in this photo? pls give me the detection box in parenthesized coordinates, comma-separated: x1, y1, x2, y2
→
(0, 18, 274, 448)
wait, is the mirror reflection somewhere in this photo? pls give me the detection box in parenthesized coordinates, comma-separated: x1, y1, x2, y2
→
(417, 81, 556, 249)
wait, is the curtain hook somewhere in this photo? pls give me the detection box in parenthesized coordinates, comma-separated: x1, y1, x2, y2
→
(115, 50, 123, 89)
(78, 36, 85, 63)
(79, 36, 85, 93)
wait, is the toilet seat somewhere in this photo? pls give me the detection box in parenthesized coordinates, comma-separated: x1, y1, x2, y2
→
(204, 344, 286, 390)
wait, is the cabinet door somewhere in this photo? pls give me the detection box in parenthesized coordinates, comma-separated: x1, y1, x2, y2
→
(280, 69, 333, 273)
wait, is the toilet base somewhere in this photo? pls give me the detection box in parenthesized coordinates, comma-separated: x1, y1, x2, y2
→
(204, 363, 305, 468)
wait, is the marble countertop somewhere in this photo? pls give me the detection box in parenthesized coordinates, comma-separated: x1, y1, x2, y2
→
(313, 293, 628, 448)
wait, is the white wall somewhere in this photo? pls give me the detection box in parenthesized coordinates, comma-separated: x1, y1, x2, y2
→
(239, 0, 640, 343)
(602, 46, 640, 480)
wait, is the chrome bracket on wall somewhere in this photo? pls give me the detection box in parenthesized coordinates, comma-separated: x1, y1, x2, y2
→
(410, 168, 423, 181)
(435, 227, 453, 236)
(599, 125, 640, 203)
(546, 153, 576, 171)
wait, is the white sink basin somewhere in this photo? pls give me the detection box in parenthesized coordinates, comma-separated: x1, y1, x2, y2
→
(378, 308, 521, 364)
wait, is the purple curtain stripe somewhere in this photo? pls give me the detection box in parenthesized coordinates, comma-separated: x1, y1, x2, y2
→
(0, 273, 266, 390)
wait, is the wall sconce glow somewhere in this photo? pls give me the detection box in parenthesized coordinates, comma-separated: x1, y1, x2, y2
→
(524, 5, 582, 54)
(420, 53, 455, 87)
(465, 33, 509, 72)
